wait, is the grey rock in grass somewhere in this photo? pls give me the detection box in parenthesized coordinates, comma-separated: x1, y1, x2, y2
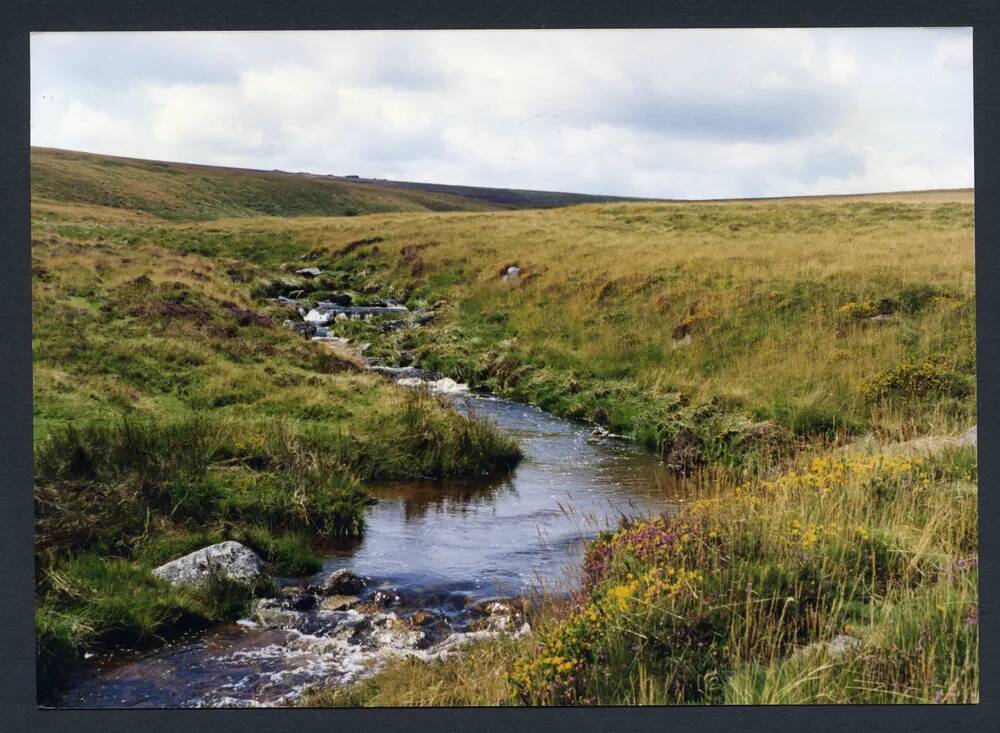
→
(152, 541, 265, 588)
(282, 319, 318, 338)
(791, 634, 862, 661)
(957, 425, 977, 447)
(501, 265, 521, 281)
(295, 267, 322, 278)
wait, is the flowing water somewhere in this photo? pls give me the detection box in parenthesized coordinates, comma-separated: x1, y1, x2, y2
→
(53, 390, 686, 708)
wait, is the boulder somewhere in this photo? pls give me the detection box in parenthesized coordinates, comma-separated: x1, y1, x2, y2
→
(295, 267, 322, 278)
(250, 598, 299, 628)
(501, 265, 521, 281)
(958, 425, 977, 447)
(152, 541, 265, 588)
(282, 319, 318, 338)
(313, 568, 366, 596)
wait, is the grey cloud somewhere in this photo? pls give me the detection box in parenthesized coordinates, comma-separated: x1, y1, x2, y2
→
(580, 86, 850, 142)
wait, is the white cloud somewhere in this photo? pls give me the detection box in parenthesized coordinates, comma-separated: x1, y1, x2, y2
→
(30, 29, 974, 199)
(934, 33, 973, 69)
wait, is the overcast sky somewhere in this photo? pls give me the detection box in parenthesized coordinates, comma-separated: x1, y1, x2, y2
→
(31, 29, 973, 199)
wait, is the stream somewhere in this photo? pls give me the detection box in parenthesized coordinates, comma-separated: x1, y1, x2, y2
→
(53, 386, 686, 708)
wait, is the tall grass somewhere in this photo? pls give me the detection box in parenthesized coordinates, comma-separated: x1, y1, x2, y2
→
(509, 444, 978, 705)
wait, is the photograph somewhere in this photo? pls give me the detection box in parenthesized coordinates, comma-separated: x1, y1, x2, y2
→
(29, 28, 977, 708)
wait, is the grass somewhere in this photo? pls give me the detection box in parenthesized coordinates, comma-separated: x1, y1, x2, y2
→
(302, 634, 534, 707)
(33, 176, 972, 472)
(509, 444, 977, 705)
(36, 553, 273, 699)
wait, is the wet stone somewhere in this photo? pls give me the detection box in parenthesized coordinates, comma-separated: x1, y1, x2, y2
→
(320, 595, 359, 612)
(409, 610, 436, 627)
(373, 588, 402, 608)
(250, 598, 299, 629)
(284, 594, 319, 612)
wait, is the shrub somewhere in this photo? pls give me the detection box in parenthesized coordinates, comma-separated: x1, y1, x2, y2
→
(837, 298, 897, 321)
(898, 284, 941, 315)
(865, 361, 972, 402)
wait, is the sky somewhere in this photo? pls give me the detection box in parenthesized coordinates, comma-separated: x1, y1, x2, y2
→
(30, 29, 973, 199)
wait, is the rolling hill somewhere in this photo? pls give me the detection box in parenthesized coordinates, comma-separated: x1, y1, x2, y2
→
(29, 147, 652, 220)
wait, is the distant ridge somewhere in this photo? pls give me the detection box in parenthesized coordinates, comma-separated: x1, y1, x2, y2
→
(327, 175, 652, 209)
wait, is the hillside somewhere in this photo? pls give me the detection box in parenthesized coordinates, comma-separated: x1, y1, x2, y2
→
(30, 147, 654, 220)
(30, 147, 502, 220)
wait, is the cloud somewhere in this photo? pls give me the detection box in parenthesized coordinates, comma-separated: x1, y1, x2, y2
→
(30, 29, 973, 199)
